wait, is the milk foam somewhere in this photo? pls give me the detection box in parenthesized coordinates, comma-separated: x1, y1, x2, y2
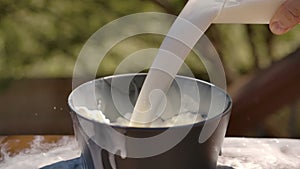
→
(75, 106, 205, 128)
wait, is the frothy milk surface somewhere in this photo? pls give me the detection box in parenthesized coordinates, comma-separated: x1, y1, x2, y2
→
(75, 106, 206, 128)
(129, 0, 225, 126)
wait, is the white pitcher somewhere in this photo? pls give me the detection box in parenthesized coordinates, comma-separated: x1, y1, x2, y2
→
(214, 0, 285, 23)
(182, 0, 285, 24)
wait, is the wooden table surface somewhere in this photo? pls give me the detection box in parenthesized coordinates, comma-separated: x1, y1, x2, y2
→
(1, 136, 300, 169)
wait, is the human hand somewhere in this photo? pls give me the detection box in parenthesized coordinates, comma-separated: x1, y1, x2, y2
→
(269, 0, 300, 35)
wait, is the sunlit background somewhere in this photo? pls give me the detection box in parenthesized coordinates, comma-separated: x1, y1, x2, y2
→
(0, 0, 300, 138)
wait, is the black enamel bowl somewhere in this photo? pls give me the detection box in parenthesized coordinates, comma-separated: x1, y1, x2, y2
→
(68, 74, 232, 169)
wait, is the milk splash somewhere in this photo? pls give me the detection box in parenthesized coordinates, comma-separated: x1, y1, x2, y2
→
(129, 0, 286, 126)
(67, 0, 287, 164)
(0, 136, 80, 169)
(129, 0, 226, 126)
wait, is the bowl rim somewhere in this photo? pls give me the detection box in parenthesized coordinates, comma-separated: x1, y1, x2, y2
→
(68, 73, 232, 130)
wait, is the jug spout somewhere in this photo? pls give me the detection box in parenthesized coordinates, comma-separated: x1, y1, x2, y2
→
(213, 0, 285, 24)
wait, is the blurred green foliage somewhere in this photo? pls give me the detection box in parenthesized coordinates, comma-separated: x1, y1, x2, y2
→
(0, 0, 299, 80)
(0, 0, 164, 78)
(0, 0, 300, 137)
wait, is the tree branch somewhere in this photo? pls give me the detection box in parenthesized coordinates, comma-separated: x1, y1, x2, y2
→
(228, 47, 300, 137)
(146, 0, 178, 15)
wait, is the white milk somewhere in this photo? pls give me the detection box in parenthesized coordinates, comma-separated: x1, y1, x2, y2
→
(129, 0, 285, 127)
(75, 106, 205, 127)
(129, 0, 224, 126)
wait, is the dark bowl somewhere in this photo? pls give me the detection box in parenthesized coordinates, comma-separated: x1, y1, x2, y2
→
(68, 73, 232, 169)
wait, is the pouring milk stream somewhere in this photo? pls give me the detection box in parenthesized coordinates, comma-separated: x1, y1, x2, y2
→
(129, 0, 285, 127)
